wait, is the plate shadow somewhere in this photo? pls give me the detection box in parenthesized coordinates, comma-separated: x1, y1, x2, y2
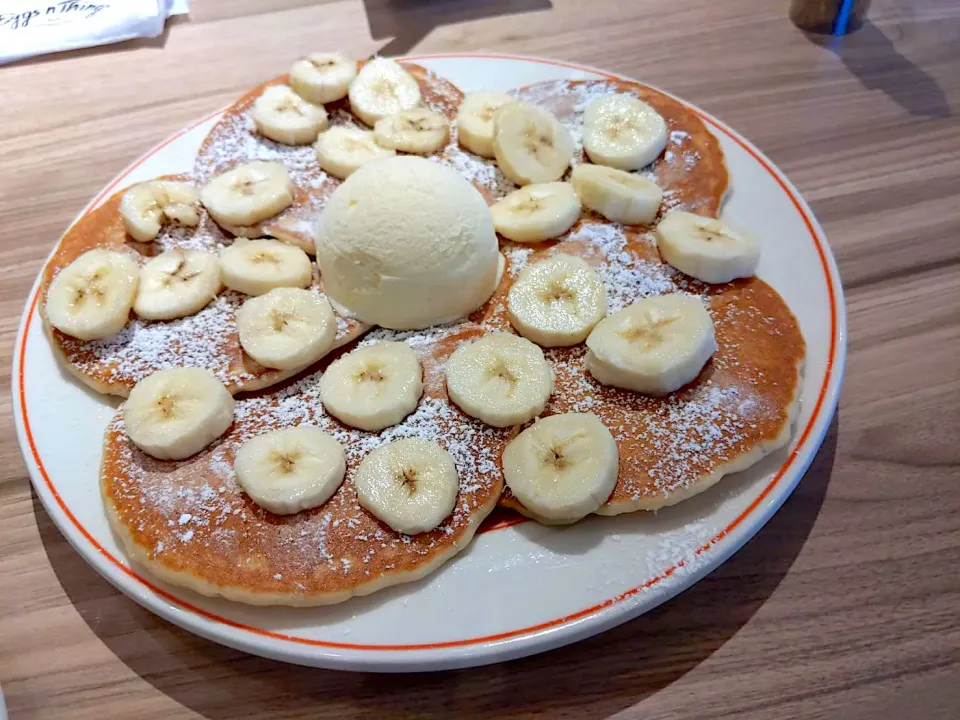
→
(363, 0, 553, 56)
(35, 415, 838, 718)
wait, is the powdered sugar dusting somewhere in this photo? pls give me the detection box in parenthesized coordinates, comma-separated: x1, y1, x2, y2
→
(436, 126, 517, 200)
(567, 222, 680, 312)
(194, 109, 330, 192)
(67, 293, 253, 385)
(502, 243, 533, 277)
(152, 218, 225, 253)
(626, 383, 750, 498)
(362, 323, 462, 350)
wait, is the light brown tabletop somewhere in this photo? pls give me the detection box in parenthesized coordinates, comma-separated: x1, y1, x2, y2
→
(1, 0, 958, 717)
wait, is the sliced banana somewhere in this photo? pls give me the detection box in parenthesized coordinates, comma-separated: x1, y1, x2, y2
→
(374, 108, 450, 155)
(289, 52, 357, 105)
(219, 238, 312, 296)
(348, 58, 422, 128)
(45, 249, 139, 341)
(571, 163, 662, 226)
(655, 211, 761, 284)
(251, 84, 328, 146)
(315, 126, 396, 180)
(582, 94, 668, 170)
(200, 161, 294, 228)
(493, 102, 575, 186)
(353, 438, 458, 535)
(133, 249, 221, 321)
(585, 294, 717, 396)
(490, 182, 581, 244)
(119, 180, 200, 242)
(445, 332, 554, 428)
(234, 426, 346, 515)
(122, 367, 235, 461)
(502, 413, 619, 524)
(236, 288, 337, 370)
(456, 91, 516, 158)
(508, 254, 607, 347)
(319, 341, 422, 432)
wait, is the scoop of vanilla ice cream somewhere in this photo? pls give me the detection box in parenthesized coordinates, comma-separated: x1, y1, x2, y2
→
(314, 156, 500, 330)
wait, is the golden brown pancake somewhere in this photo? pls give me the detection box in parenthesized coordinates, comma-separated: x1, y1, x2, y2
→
(512, 78, 730, 218)
(493, 225, 804, 518)
(102, 322, 510, 606)
(473, 78, 801, 516)
(40, 176, 368, 398)
(193, 62, 470, 252)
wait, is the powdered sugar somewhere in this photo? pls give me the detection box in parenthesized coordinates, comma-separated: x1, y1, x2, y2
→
(194, 109, 331, 192)
(629, 384, 749, 496)
(152, 219, 225, 253)
(68, 293, 254, 386)
(436, 131, 517, 200)
(566, 222, 679, 312)
(502, 244, 533, 277)
(361, 323, 462, 350)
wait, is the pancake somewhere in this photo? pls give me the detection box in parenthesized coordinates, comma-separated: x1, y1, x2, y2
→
(512, 78, 730, 218)
(495, 225, 804, 518)
(40, 176, 369, 397)
(193, 62, 480, 252)
(101, 321, 511, 606)
(453, 77, 802, 516)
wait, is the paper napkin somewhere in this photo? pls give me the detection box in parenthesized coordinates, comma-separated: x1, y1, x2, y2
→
(0, 0, 189, 65)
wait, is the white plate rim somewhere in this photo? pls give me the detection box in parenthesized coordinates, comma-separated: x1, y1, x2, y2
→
(12, 52, 847, 672)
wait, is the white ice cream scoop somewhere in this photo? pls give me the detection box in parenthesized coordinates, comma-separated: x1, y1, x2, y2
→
(314, 156, 500, 330)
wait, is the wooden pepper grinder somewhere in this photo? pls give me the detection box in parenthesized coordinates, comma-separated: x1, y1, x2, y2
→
(790, 0, 872, 34)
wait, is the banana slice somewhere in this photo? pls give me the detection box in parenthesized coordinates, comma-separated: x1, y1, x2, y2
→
(319, 341, 422, 431)
(45, 249, 139, 340)
(200, 161, 294, 228)
(119, 180, 200, 242)
(348, 58, 422, 128)
(220, 238, 312, 296)
(289, 52, 357, 105)
(234, 426, 346, 515)
(502, 413, 619, 524)
(457, 91, 516, 158)
(134, 249, 221, 321)
(582, 94, 668, 170)
(236, 288, 337, 370)
(493, 102, 575, 186)
(445, 332, 554, 428)
(655, 211, 760, 284)
(122, 367, 235, 461)
(353, 438, 458, 535)
(490, 182, 581, 244)
(585, 294, 717, 396)
(571, 163, 662, 225)
(374, 108, 451, 155)
(251, 85, 329, 146)
(315, 126, 396, 180)
(508, 254, 607, 347)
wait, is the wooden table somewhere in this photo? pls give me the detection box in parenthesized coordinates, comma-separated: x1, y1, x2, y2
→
(1, 0, 958, 717)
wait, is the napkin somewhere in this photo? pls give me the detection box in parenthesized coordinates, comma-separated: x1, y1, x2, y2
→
(0, 0, 189, 65)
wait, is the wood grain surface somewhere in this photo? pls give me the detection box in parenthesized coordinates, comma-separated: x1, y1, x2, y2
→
(1, 0, 958, 717)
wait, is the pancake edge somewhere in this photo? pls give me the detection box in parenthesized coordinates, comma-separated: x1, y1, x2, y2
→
(503, 356, 805, 522)
(100, 467, 502, 607)
(43, 313, 369, 398)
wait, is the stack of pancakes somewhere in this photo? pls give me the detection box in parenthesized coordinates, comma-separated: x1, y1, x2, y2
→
(40, 64, 804, 606)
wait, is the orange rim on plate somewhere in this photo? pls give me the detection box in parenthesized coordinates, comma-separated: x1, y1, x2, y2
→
(17, 54, 839, 652)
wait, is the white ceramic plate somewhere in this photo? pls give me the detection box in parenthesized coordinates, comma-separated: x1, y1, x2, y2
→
(13, 54, 846, 672)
